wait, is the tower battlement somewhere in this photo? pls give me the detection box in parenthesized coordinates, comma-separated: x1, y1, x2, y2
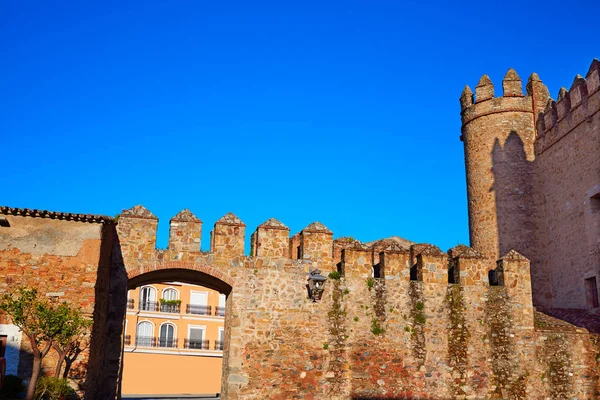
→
(535, 59, 600, 154)
(460, 69, 550, 131)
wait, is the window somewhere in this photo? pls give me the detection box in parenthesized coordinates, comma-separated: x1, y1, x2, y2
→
(136, 321, 154, 347)
(187, 291, 210, 315)
(162, 288, 178, 301)
(217, 294, 226, 316)
(216, 327, 225, 351)
(585, 277, 599, 309)
(372, 264, 381, 279)
(186, 326, 206, 349)
(139, 286, 157, 311)
(160, 288, 180, 313)
(159, 323, 176, 348)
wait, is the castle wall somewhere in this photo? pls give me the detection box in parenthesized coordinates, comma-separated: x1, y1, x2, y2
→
(111, 206, 600, 399)
(533, 60, 600, 309)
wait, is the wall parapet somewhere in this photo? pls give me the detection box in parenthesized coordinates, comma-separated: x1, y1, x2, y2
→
(535, 59, 600, 155)
(459, 69, 550, 130)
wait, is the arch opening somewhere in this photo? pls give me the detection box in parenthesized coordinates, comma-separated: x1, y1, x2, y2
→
(121, 268, 233, 398)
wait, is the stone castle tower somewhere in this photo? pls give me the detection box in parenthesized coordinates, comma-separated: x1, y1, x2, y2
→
(460, 60, 600, 309)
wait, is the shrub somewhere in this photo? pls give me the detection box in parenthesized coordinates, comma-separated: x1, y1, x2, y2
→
(1, 375, 25, 397)
(34, 376, 75, 400)
(366, 277, 375, 290)
(328, 271, 341, 280)
(370, 318, 385, 335)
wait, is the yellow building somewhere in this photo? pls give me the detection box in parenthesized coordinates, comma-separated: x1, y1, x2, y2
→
(122, 282, 225, 396)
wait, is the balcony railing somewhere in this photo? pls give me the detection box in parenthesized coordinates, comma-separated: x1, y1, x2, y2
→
(139, 301, 159, 312)
(214, 341, 224, 351)
(135, 336, 157, 347)
(159, 303, 181, 313)
(216, 306, 225, 317)
(184, 339, 209, 350)
(158, 338, 178, 348)
(127, 299, 134, 310)
(124, 335, 131, 346)
(186, 304, 211, 315)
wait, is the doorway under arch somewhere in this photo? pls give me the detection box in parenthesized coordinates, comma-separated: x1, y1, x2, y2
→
(121, 268, 233, 398)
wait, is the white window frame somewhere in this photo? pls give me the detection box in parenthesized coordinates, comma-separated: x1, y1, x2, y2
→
(136, 320, 154, 337)
(158, 322, 177, 347)
(139, 285, 157, 303)
(190, 290, 208, 305)
(187, 325, 206, 340)
(162, 287, 179, 301)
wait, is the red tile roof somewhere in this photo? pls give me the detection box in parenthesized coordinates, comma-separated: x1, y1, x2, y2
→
(0, 206, 114, 224)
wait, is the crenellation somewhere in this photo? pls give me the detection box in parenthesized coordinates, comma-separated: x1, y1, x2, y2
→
(534, 60, 600, 156)
(168, 209, 202, 252)
(341, 241, 371, 277)
(289, 232, 301, 260)
(379, 245, 410, 279)
(252, 218, 290, 258)
(496, 250, 534, 329)
(586, 58, 600, 93)
(415, 244, 447, 284)
(475, 74, 494, 103)
(332, 236, 356, 268)
(210, 212, 245, 256)
(459, 85, 474, 110)
(449, 245, 487, 286)
(117, 205, 158, 260)
(299, 221, 333, 264)
(502, 68, 524, 97)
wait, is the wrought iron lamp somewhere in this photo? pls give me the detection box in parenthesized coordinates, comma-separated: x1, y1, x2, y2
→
(307, 268, 327, 302)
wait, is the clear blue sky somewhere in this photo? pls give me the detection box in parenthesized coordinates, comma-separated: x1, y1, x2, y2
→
(1, 0, 597, 251)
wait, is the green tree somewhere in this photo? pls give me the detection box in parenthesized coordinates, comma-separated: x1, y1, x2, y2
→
(0, 288, 65, 400)
(51, 303, 91, 378)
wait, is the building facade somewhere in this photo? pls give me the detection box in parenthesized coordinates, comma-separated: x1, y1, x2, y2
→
(122, 282, 225, 396)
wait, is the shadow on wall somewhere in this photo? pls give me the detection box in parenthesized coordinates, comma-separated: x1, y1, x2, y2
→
(491, 130, 536, 260)
(84, 224, 128, 399)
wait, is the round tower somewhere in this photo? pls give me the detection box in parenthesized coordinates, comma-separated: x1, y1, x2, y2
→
(459, 69, 549, 260)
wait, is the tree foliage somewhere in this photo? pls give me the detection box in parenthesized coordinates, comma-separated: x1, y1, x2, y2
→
(0, 288, 91, 400)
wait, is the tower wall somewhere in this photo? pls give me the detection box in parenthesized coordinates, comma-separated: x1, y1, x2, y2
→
(460, 71, 549, 263)
(532, 59, 600, 308)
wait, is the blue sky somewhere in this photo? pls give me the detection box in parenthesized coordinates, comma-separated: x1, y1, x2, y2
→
(1, 0, 597, 251)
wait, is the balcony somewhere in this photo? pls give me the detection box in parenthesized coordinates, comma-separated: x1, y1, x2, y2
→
(216, 306, 225, 317)
(184, 339, 209, 350)
(186, 304, 211, 315)
(159, 303, 181, 313)
(127, 299, 134, 310)
(214, 341, 224, 351)
(139, 301, 159, 312)
(135, 336, 157, 347)
(158, 338, 178, 348)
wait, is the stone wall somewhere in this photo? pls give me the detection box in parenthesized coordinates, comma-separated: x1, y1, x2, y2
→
(533, 59, 600, 309)
(111, 206, 600, 399)
(0, 208, 116, 394)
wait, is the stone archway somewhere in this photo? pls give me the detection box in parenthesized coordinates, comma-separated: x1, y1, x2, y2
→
(121, 265, 235, 397)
